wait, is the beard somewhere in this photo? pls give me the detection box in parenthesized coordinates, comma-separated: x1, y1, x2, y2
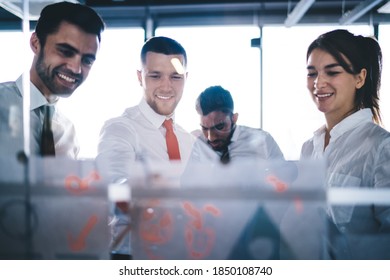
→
(208, 139, 230, 152)
(35, 50, 83, 97)
(207, 123, 236, 152)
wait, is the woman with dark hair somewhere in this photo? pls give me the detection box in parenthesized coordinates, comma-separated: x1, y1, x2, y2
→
(301, 29, 390, 259)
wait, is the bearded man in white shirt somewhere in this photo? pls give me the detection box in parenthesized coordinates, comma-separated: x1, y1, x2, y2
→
(189, 85, 284, 164)
(0, 2, 105, 159)
(183, 85, 285, 259)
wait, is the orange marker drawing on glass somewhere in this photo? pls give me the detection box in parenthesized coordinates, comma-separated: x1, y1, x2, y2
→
(139, 199, 174, 259)
(67, 214, 99, 252)
(182, 201, 220, 259)
(266, 174, 288, 192)
(65, 171, 101, 194)
(294, 197, 304, 214)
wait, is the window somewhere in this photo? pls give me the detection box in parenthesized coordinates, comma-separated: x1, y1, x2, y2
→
(58, 28, 144, 158)
(156, 26, 261, 133)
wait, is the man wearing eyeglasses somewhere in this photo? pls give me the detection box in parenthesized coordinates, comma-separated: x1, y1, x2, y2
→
(189, 85, 284, 163)
(182, 85, 288, 259)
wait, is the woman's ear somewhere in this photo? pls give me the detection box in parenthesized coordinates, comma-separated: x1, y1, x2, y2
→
(356, 68, 367, 89)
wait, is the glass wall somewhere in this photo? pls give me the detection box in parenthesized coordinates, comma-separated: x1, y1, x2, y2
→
(0, 3, 390, 262)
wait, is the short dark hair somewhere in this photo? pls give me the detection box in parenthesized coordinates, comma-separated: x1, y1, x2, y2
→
(307, 29, 382, 124)
(196, 85, 234, 116)
(140, 36, 187, 67)
(35, 1, 105, 47)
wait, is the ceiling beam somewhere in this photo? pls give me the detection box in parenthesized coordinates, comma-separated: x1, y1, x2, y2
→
(339, 0, 384, 25)
(284, 0, 316, 27)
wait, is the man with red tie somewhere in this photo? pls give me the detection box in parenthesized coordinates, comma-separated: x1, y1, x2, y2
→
(97, 36, 194, 182)
(96, 36, 194, 259)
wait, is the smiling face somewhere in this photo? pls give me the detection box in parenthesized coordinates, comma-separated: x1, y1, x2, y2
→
(30, 21, 100, 99)
(306, 48, 366, 127)
(137, 52, 187, 116)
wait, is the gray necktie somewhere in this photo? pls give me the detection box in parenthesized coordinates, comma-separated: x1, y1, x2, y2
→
(220, 147, 230, 164)
(40, 105, 55, 156)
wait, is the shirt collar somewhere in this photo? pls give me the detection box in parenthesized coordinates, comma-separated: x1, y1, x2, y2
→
(313, 124, 327, 137)
(329, 109, 373, 140)
(312, 109, 373, 145)
(139, 97, 176, 128)
(230, 124, 240, 143)
(16, 75, 59, 111)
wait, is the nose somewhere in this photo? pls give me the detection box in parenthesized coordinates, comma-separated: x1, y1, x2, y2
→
(206, 129, 218, 142)
(314, 73, 327, 89)
(160, 75, 172, 91)
(67, 56, 82, 74)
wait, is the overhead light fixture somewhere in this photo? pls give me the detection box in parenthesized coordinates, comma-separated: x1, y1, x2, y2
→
(0, 0, 80, 20)
(378, 0, 390, 13)
(284, 0, 316, 27)
(339, 0, 383, 25)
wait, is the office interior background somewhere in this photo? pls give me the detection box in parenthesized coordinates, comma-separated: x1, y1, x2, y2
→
(0, 0, 389, 160)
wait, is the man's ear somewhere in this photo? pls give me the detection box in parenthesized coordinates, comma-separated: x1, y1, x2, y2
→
(356, 68, 367, 89)
(30, 32, 40, 55)
(232, 112, 239, 124)
(137, 70, 142, 86)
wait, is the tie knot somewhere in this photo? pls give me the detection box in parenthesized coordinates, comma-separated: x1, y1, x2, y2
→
(43, 105, 54, 127)
(43, 105, 54, 120)
(163, 119, 173, 131)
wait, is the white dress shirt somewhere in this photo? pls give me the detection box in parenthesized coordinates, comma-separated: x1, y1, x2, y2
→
(0, 75, 79, 159)
(301, 109, 390, 234)
(189, 125, 285, 163)
(97, 97, 195, 182)
(96, 97, 195, 256)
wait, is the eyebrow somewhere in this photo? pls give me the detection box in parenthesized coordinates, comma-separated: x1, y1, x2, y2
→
(56, 43, 96, 60)
(200, 121, 225, 130)
(307, 63, 341, 70)
(146, 70, 161, 74)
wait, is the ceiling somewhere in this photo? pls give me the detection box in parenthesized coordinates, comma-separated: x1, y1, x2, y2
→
(1, 0, 390, 30)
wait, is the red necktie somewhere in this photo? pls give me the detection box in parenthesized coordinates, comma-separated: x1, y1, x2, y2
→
(163, 119, 181, 160)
